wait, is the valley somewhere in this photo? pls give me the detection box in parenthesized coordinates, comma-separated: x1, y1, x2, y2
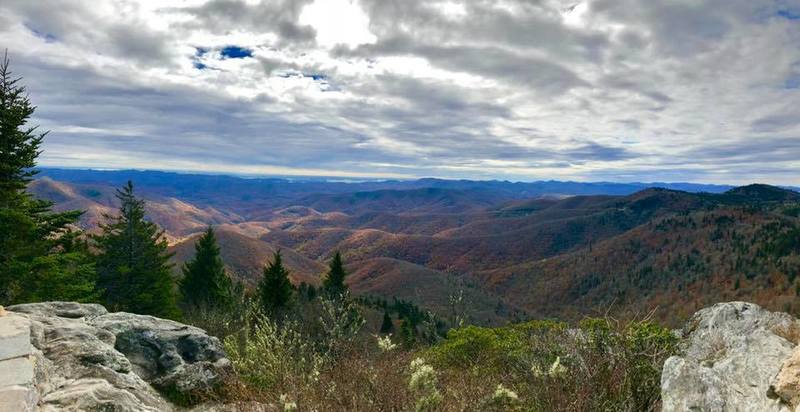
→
(32, 168, 800, 327)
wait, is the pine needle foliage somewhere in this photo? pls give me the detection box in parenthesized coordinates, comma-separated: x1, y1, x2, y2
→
(0, 52, 97, 304)
(179, 226, 235, 310)
(93, 181, 179, 319)
(323, 251, 348, 296)
(257, 250, 294, 317)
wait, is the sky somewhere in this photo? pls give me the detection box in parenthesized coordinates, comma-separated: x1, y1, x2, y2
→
(1, 0, 799, 184)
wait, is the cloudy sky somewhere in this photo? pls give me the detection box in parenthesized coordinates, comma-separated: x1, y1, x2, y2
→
(1, 0, 799, 184)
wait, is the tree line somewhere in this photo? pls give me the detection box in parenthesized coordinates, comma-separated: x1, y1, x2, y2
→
(0, 55, 349, 319)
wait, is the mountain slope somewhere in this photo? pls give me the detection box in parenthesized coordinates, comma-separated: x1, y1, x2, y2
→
(476, 203, 800, 326)
(347, 257, 523, 325)
(268, 188, 711, 274)
(169, 228, 325, 287)
(297, 187, 510, 215)
(28, 177, 241, 241)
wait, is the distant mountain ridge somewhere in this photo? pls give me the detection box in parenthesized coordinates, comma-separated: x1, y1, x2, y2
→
(37, 168, 744, 212)
(28, 168, 800, 326)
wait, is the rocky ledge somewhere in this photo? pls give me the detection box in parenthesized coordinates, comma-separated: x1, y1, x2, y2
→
(0, 302, 232, 411)
(662, 301, 800, 412)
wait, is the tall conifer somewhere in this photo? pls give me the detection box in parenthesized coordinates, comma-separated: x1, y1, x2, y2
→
(257, 250, 294, 316)
(380, 310, 394, 334)
(0, 53, 96, 304)
(94, 181, 179, 318)
(179, 227, 233, 309)
(322, 251, 348, 296)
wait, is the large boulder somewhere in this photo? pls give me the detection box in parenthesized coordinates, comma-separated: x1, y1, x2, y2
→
(661, 301, 800, 412)
(5, 302, 232, 411)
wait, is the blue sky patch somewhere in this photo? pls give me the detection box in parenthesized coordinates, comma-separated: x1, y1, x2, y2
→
(25, 23, 56, 43)
(277, 72, 328, 81)
(304, 73, 327, 81)
(220, 46, 253, 59)
(194, 61, 208, 70)
(778, 9, 800, 20)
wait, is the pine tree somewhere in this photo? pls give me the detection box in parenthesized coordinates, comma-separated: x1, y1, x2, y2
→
(257, 250, 294, 317)
(0, 52, 97, 304)
(93, 181, 179, 319)
(322, 251, 348, 296)
(380, 310, 394, 334)
(179, 227, 234, 310)
(399, 318, 416, 347)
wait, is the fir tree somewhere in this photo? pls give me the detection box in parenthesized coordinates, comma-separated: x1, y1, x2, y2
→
(399, 318, 416, 347)
(0, 52, 96, 304)
(93, 181, 179, 319)
(179, 227, 234, 309)
(257, 250, 294, 317)
(322, 251, 348, 296)
(380, 310, 394, 334)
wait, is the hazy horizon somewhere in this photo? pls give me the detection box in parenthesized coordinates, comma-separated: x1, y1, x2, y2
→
(37, 166, 799, 190)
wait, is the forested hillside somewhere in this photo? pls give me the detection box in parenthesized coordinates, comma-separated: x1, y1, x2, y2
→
(33, 168, 800, 327)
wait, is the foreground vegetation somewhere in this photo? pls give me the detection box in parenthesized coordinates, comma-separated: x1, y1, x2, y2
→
(186, 294, 677, 411)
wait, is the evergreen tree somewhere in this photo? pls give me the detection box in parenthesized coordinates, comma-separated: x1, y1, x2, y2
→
(179, 227, 234, 309)
(380, 310, 394, 334)
(257, 250, 294, 317)
(93, 181, 179, 318)
(322, 251, 348, 296)
(0, 52, 96, 304)
(399, 318, 416, 347)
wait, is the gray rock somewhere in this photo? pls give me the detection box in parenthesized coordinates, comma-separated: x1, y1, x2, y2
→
(6, 302, 233, 411)
(661, 301, 799, 412)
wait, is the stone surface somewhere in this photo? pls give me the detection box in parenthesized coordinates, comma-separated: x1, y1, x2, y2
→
(0, 356, 35, 387)
(0, 312, 37, 412)
(0, 385, 37, 412)
(0, 314, 31, 361)
(4, 302, 233, 411)
(770, 345, 800, 409)
(661, 301, 799, 412)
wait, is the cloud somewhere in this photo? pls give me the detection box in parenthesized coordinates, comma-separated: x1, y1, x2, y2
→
(0, 0, 798, 185)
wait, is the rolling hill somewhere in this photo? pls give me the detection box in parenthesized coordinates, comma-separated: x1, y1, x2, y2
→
(29, 169, 800, 326)
(28, 177, 241, 242)
(346, 257, 522, 325)
(474, 188, 800, 326)
(169, 228, 325, 288)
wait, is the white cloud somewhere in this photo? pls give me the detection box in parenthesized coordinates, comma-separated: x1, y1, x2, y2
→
(299, 0, 376, 48)
(0, 0, 798, 185)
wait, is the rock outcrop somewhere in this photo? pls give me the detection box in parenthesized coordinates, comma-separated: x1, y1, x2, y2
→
(2, 302, 232, 411)
(661, 301, 800, 412)
(771, 346, 800, 410)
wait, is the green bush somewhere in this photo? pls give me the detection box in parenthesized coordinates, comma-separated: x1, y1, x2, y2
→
(427, 317, 678, 411)
(428, 320, 566, 373)
(223, 313, 324, 390)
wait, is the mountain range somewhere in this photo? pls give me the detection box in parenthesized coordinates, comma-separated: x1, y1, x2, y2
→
(30, 168, 800, 326)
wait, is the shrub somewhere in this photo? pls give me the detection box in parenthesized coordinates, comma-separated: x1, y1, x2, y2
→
(427, 317, 678, 411)
(223, 313, 324, 390)
(408, 357, 442, 412)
